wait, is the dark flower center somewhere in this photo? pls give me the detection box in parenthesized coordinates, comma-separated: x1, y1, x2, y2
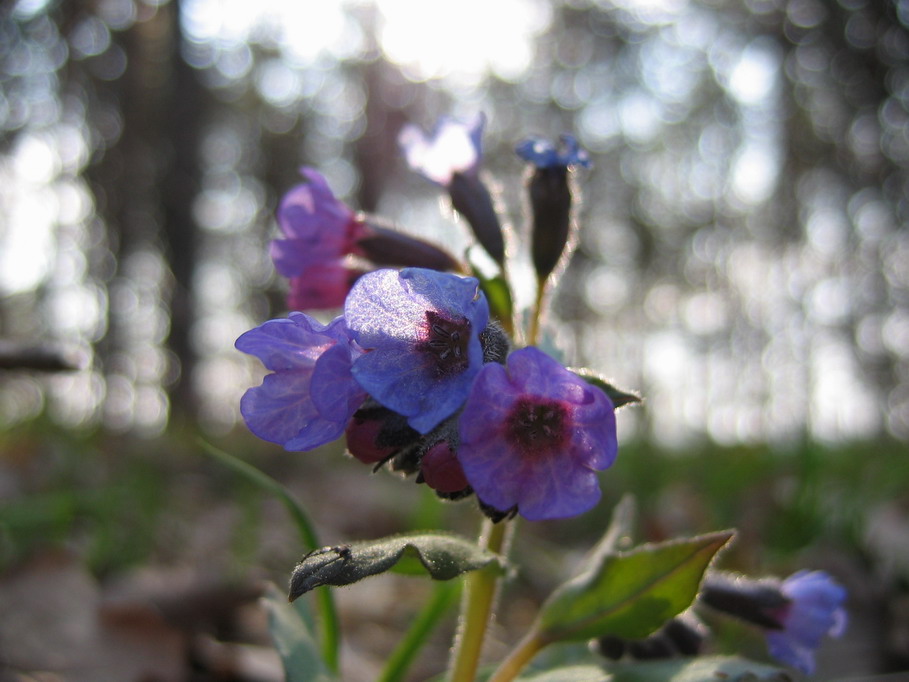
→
(420, 310, 471, 377)
(507, 397, 570, 454)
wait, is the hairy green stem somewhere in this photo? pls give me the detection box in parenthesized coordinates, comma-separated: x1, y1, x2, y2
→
(448, 519, 513, 682)
(527, 278, 547, 347)
(486, 629, 548, 682)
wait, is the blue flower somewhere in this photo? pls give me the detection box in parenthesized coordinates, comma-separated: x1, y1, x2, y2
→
(765, 570, 848, 675)
(457, 347, 617, 521)
(515, 134, 591, 169)
(344, 268, 489, 434)
(236, 313, 366, 451)
(398, 113, 486, 186)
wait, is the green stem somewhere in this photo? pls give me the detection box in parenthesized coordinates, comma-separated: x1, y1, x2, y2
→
(527, 278, 547, 347)
(377, 580, 461, 682)
(448, 519, 513, 682)
(196, 439, 341, 673)
(486, 630, 547, 682)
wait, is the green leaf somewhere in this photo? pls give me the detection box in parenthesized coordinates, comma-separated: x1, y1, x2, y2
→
(537, 531, 734, 643)
(471, 263, 514, 325)
(569, 369, 642, 409)
(605, 655, 796, 681)
(289, 532, 506, 601)
(261, 583, 338, 682)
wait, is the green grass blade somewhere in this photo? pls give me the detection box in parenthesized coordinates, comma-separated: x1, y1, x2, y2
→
(376, 580, 461, 682)
(196, 438, 341, 673)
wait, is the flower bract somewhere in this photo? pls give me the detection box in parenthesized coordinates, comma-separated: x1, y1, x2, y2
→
(765, 570, 848, 674)
(236, 313, 366, 451)
(344, 268, 489, 434)
(457, 346, 617, 521)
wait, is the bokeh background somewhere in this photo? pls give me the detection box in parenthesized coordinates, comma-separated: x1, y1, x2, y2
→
(1, 0, 908, 680)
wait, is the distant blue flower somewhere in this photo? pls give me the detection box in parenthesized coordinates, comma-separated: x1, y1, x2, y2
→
(765, 570, 848, 675)
(515, 134, 591, 169)
(398, 113, 486, 186)
(457, 347, 617, 521)
(344, 268, 489, 434)
(236, 313, 366, 451)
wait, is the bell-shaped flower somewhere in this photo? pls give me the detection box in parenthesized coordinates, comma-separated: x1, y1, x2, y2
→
(399, 114, 505, 265)
(765, 571, 848, 675)
(270, 168, 369, 310)
(516, 134, 591, 282)
(344, 268, 489, 434)
(236, 313, 366, 451)
(398, 113, 485, 186)
(457, 347, 618, 521)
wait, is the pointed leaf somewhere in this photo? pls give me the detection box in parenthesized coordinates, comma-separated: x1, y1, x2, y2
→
(289, 532, 505, 601)
(604, 655, 796, 681)
(569, 369, 642, 409)
(261, 583, 337, 682)
(538, 531, 734, 642)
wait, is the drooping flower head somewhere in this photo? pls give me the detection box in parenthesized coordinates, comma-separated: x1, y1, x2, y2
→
(399, 113, 505, 265)
(398, 113, 486, 186)
(270, 168, 369, 310)
(344, 268, 489, 434)
(236, 313, 366, 451)
(516, 134, 591, 282)
(457, 347, 618, 521)
(765, 571, 848, 675)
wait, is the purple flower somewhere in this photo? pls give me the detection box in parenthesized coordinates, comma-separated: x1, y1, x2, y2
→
(515, 134, 591, 169)
(765, 571, 848, 675)
(344, 268, 489, 434)
(236, 313, 366, 451)
(457, 347, 617, 521)
(287, 263, 364, 311)
(398, 113, 485, 186)
(270, 168, 368, 310)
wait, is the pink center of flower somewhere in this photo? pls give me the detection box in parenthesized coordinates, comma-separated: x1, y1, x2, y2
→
(420, 310, 471, 377)
(507, 397, 571, 455)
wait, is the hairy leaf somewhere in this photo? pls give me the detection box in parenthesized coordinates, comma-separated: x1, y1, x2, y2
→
(538, 531, 733, 642)
(289, 532, 504, 601)
(569, 369, 642, 409)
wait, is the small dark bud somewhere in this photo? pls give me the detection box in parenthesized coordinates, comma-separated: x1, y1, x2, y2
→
(448, 172, 506, 266)
(346, 401, 421, 466)
(700, 572, 790, 630)
(663, 614, 706, 656)
(527, 165, 572, 282)
(358, 219, 462, 272)
(595, 636, 626, 660)
(420, 441, 471, 495)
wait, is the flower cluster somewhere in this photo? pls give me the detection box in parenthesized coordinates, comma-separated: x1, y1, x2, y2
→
(238, 266, 618, 521)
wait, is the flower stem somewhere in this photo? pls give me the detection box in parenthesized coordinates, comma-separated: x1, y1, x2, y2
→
(448, 519, 513, 682)
(527, 278, 547, 347)
(486, 629, 547, 682)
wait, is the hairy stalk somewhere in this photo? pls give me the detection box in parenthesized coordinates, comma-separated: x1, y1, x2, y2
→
(448, 519, 514, 682)
(486, 629, 548, 682)
(527, 278, 547, 347)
